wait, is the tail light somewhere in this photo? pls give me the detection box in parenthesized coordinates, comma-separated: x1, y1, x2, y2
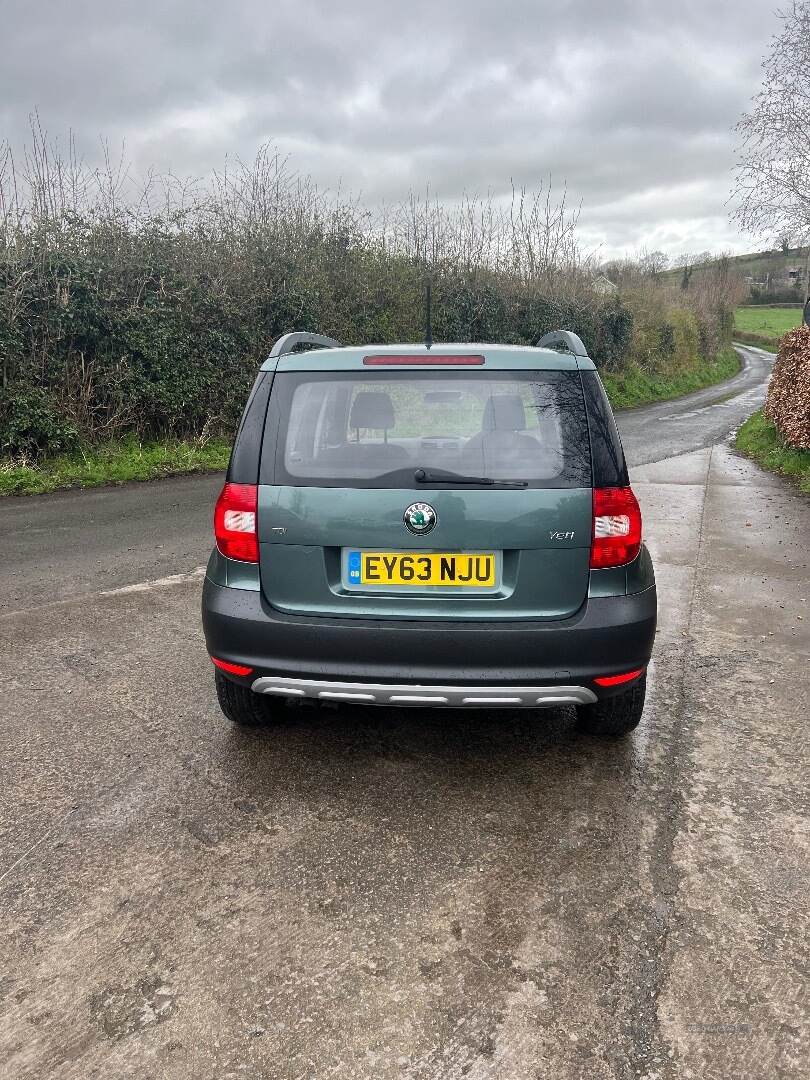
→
(594, 667, 645, 687)
(214, 482, 258, 562)
(590, 486, 641, 569)
(211, 656, 254, 677)
(363, 354, 485, 365)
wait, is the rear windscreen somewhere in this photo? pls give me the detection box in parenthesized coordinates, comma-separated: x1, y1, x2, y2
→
(262, 370, 591, 488)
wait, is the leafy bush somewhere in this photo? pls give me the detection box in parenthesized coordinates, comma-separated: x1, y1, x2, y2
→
(0, 385, 79, 456)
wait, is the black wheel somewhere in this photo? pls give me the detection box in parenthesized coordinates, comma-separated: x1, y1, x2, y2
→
(576, 675, 646, 737)
(214, 669, 275, 726)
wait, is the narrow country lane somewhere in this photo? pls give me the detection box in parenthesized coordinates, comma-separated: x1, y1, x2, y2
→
(617, 343, 773, 465)
(2, 342, 807, 1080)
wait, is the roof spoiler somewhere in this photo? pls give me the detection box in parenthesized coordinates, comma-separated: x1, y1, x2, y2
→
(536, 330, 589, 357)
(268, 332, 342, 359)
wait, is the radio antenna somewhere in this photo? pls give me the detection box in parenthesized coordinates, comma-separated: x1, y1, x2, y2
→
(424, 278, 433, 350)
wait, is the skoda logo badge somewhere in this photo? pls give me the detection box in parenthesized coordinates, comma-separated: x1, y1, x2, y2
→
(403, 502, 437, 535)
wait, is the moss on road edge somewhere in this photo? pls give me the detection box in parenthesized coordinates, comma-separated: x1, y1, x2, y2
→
(735, 411, 810, 495)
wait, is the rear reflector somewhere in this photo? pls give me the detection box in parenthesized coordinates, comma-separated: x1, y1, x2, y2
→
(590, 486, 642, 568)
(363, 354, 485, 366)
(214, 482, 258, 563)
(211, 656, 254, 677)
(594, 667, 645, 687)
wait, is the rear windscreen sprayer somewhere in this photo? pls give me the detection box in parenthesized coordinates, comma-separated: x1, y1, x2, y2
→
(262, 370, 592, 488)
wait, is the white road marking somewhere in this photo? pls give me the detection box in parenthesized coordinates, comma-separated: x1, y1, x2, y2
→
(99, 566, 206, 596)
(0, 565, 208, 622)
(656, 383, 768, 421)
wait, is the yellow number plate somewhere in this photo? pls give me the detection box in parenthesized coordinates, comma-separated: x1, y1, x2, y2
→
(350, 551, 496, 587)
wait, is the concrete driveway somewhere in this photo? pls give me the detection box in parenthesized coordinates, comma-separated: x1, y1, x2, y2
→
(1, 345, 807, 1079)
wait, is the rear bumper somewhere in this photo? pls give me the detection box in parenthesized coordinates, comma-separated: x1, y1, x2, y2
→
(250, 675, 597, 708)
(202, 578, 657, 701)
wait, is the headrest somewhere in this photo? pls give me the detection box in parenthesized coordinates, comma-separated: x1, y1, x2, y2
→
(350, 391, 396, 430)
(482, 394, 526, 431)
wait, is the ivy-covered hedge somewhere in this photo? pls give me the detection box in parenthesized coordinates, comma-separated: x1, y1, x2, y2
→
(0, 217, 731, 457)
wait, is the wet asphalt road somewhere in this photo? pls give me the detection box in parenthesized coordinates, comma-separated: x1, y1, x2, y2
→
(1, 344, 808, 1079)
(616, 344, 773, 465)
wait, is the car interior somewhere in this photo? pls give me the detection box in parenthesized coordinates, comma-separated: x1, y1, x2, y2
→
(285, 381, 568, 480)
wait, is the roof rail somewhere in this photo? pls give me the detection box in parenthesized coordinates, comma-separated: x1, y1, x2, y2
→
(268, 332, 342, 359)
(536, 330, 588, 357)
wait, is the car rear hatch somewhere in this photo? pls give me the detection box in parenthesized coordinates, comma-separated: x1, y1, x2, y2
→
(256, 348, 593, 620)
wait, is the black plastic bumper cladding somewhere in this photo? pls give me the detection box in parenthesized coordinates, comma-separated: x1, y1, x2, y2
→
(202, 579, 657, 699)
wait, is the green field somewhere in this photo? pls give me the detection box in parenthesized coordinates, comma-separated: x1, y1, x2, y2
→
(733, 306, 804, 346)
(735, 410, 810, 495)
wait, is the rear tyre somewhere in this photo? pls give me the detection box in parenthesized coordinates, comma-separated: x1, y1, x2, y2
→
(575, 675, 646, 737)
(215, 669, 275, 726)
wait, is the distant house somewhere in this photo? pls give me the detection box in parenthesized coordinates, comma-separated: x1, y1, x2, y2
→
(591, 274, 618, 296)
(743, 256, 807, 296)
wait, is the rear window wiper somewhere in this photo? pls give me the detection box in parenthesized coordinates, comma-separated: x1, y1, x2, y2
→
(414, 468, 528, 488)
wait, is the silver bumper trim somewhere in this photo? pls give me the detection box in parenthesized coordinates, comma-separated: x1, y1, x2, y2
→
(250, 676, 597, 708)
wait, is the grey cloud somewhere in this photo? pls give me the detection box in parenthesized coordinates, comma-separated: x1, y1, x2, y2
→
(0, 0, 782, 257)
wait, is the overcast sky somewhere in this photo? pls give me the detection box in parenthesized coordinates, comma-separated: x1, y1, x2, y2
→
(0, 0, 782, 260)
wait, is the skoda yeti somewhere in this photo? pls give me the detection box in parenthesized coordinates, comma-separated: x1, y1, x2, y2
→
(202, 330, 656, 737)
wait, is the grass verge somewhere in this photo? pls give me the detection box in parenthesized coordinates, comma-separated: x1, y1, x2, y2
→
(602, 347, 740, 410)
(733, 305, 803, 348)
(735, 411, 810, 495)
(0, 436, 231, 497)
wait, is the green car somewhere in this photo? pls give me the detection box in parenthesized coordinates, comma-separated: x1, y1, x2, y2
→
(202, 330, 656, 736)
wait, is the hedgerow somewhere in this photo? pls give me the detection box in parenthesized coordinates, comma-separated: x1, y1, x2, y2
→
(0, 137, 741, 456)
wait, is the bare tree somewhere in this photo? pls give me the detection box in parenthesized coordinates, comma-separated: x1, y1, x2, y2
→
(732, 1, 810, 299)
(638, 250, 669, 277)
